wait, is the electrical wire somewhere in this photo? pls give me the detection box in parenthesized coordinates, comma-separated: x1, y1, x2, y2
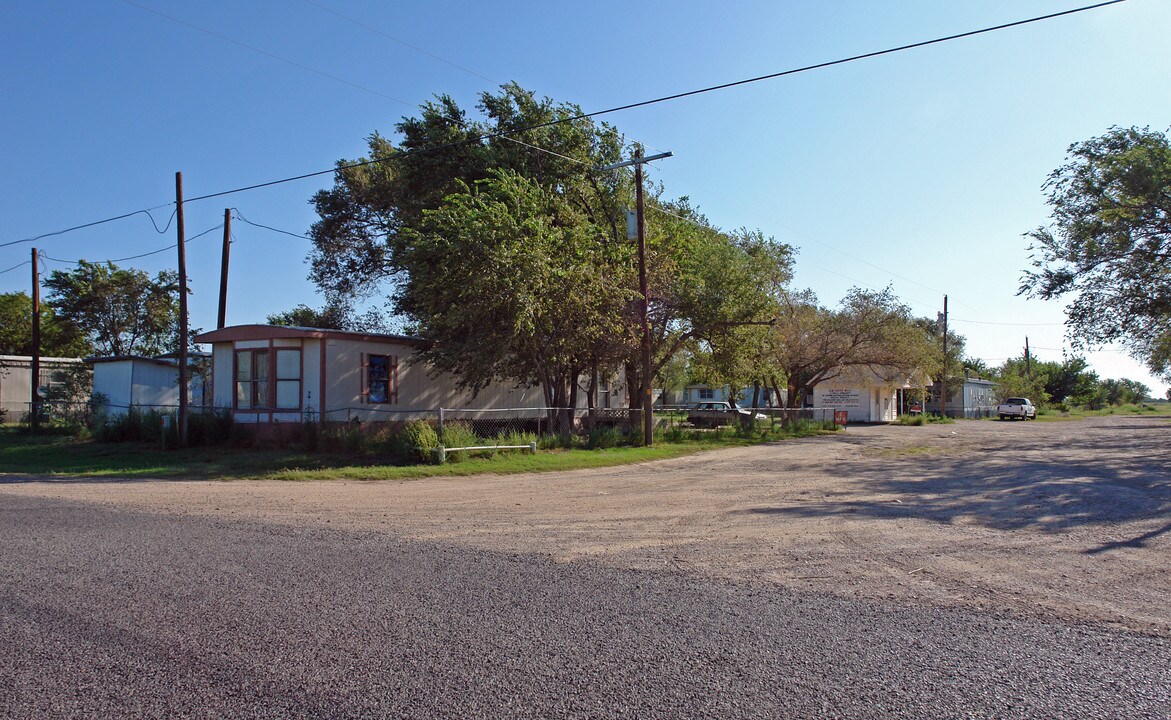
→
(0, 260, 32, 276)
(180, 0, 1126, 203)
(230, 209, 312, 240)
(1, 205, 175, 250)
(951, 318, 1064, 326)
(40, 223, 224, 267)
(4, 1, 1125, 252)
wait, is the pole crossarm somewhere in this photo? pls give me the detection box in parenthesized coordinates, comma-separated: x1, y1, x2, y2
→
(597, 151, 673, 172)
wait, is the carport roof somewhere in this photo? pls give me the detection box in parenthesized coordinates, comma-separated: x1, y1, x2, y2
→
(194, 324, 426, 347)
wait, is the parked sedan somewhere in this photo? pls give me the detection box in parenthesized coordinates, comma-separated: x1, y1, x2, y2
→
(687, 401, 767, 428)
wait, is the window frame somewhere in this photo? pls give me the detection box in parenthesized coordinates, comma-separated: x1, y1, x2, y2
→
(274, 348, 302, 411)
(361, 353, 399, 405)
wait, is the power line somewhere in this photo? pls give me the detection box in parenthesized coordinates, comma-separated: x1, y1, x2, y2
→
(1, 205, 175, 250)
(4, 1, 1125, 247)
(951, 318, 1064, 326)
(40, 223, 224, 267)
(173, 1, 1131, 203)
(230, 209, 311, 240)
(0, 260, 31, 276)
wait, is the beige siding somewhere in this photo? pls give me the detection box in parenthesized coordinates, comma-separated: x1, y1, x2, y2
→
(302, 339, 322, 414)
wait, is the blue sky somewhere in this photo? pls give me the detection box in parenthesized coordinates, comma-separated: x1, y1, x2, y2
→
(2, 0, 1168, 394)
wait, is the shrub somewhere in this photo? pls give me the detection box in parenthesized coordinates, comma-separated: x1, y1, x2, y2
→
(441, 421, 481, 449)
(440, 421, 483, 463)
(402, 419, 439, 464)
(95, 406, 166, 444)
(187, 409, 234, 447)
(497, 429, 538, 448)
(586, 426, 627, 449)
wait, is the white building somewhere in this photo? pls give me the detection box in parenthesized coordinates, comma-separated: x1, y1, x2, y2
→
(194, 324, 627, 424)
(811, 366, 931, 423)
(0, 355, 83, 419)
(89, 354, 209, 416)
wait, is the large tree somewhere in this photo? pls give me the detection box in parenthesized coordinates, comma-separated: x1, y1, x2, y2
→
(309, 84, 791, 410)
(0, 291, 89, 357)
(1021, 126, 1171, 381)
(43, 261, 181, 357)
(400, 170, 629, 424)
(765, 287, 931, 407)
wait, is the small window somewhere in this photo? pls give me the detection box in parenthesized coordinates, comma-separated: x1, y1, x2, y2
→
(235, 349, 269, 409)
(699, 387, 714, 400)
(275, 349, 301, 410)
(364, 354, 398, 404)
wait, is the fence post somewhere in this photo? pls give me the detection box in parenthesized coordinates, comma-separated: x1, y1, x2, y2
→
(529, 441, 537, 455)
(438, 407, 445, 439)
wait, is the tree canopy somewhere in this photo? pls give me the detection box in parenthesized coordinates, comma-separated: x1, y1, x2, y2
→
(0, 291, 89, 357)
(308, 84, 793, 408)
(1021, 126, 1171, 381)
(760, 287, 931, 407)
(43, 261, 182, 357)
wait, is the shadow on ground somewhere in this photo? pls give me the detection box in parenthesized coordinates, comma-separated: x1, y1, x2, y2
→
(746, 417, 1171, 551)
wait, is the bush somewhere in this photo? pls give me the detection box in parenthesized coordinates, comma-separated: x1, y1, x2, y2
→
(402, 419, 439, 464)
(95, 406, 166, 444)
(440, 421, 483, 463)
(187, 410, 234, 447)
(586, 426, 627, 449)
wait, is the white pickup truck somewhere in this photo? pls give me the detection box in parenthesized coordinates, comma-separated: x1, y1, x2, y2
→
(997, 397, 1037, 420)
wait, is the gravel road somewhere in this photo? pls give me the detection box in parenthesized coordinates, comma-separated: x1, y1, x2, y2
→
(3, 491, 1170, 718)
(2, 414, 1169, 717)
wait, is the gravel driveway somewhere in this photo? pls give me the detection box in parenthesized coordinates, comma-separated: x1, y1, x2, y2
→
(2, 414, 1169, 717)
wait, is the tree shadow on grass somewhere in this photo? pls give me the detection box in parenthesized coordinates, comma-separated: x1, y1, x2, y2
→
(745, 423, 1171, 538)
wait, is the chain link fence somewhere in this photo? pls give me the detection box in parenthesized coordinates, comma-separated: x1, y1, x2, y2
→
(9, 401, 844, 460)
(654, 405, 836, 432)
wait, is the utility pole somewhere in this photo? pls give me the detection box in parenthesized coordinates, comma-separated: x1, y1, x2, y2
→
(599, 149, 672, 446)
(175, 172, 188, 447)
(634, 149, 653, 446)
(1025, 336, 1031, 377)
(940, 294, 948, 419)
(217, 208, 231, 329)
(30, 248, 40, 434)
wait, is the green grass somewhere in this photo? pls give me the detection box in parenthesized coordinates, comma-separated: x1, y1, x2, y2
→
(893, 413, 955, 426)
(1033, 402, 1170, 422)
(0, 423, 838, 481)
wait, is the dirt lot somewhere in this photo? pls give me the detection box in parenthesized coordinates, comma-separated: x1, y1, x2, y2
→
(3, 414, 1168, 635)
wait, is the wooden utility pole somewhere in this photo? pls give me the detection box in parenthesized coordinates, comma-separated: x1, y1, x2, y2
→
(598, 149, 672, 446)
(217, 208, 231, 329)
(175, 172, 188, 447)
(940, 294, 948, 419)
(634, 148, 653, 446)
(1025, 336, 1031, 377)
(30, 248, 40, 434)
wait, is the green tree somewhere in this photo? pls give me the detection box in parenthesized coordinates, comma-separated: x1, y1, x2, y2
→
(993, 357, 1051, 406)
(266, 300, 388, 332)
(309, 84, 790, 412)
(43, 261, 181, 357)
(0, 291, 89, 357)
(1021, 126, 1171, 381)
(643, 207, 794, 408)
(309, 83, 628, 305)
(765, 287, 931, 408)
(400, 170, 628, 429)
(1039, 356, 1098, 405)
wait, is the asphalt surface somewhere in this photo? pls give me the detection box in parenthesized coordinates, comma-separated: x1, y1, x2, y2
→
(2, 493, 1169, 719)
